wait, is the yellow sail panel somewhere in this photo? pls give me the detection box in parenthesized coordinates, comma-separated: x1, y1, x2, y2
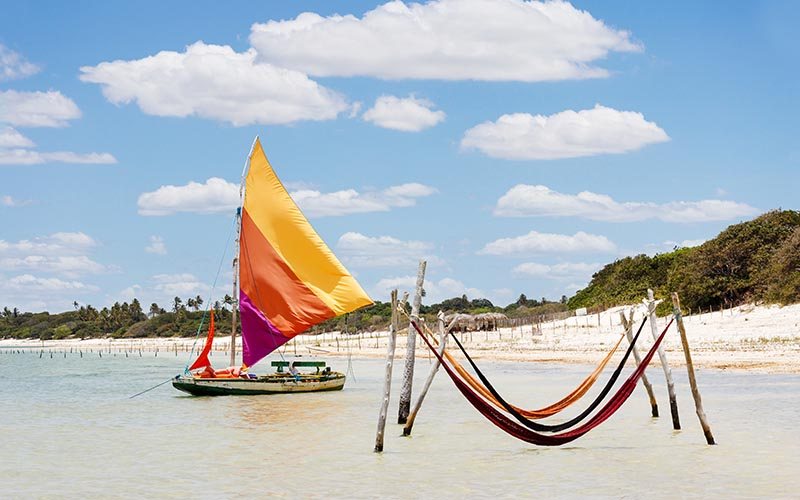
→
(243, 139, 373, 315)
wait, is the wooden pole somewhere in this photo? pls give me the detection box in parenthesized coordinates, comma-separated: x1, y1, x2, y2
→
(403, 311, 451, 436)
(646, 289, 681, 430)
(671, 292, 716, 445)
(374, 290, 399, 453)
(398, 260, 426, 424)
(620, 310, 659, 417)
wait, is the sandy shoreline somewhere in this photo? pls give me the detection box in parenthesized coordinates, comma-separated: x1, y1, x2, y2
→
(3, 302, 799, 374)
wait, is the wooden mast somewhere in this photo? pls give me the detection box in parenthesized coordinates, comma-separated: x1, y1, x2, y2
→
(231, 136, 258, 367)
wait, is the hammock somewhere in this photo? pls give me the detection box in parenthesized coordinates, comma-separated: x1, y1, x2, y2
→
(444, 331, 625, 419)
(412, 317, 674, 446)
(446, 317, 651, 432)
(405, 309, 629, 419)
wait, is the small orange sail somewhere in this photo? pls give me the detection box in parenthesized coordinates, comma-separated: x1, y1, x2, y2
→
(189, 310, 215, 371)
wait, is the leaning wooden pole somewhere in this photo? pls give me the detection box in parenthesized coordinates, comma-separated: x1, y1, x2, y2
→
(398, 260, 427, 424)
(403, 311, 449, 436)
(620, 310, 659, 417)
(646, 289, 681, 430)
(374, 290, 399, 453)
(671, 292, 716, 445)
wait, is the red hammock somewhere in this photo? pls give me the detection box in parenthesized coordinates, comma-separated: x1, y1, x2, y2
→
(412, 317, 673, 446)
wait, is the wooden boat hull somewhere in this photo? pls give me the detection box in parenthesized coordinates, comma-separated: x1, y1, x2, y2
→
(172, 373, 346, 396)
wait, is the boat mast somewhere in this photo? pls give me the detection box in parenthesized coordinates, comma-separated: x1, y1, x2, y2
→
(230, 136, 259, 367)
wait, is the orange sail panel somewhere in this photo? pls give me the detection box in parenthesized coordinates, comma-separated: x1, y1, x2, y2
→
(239, 139, 373, 366)
(189, 309, 215, 371)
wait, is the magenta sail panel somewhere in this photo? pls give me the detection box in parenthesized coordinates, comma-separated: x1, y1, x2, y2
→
(239, 289, 290, 367)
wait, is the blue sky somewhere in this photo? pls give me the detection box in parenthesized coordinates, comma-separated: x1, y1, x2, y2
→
(1, 0, 797, 312)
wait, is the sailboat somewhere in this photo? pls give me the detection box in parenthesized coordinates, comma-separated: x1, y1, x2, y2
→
(172, 137, 373, 396)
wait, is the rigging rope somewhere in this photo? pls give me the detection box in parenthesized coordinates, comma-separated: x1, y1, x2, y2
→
(411, 316, 674, 446)
(184, 216, 237, 373)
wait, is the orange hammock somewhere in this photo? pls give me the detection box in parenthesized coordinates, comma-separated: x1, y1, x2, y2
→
(431, 326, 625, 419)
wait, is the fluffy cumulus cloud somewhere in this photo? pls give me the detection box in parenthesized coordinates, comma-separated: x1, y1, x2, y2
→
(363, 95, 445, 131)
(479, 230, 616, 255)
(138, 178, 436, 217)
(0, 90, 81, 127)
(513, 261, 602, 279)
(145, 236, 167, 255)
(373, 275, 485, 304)
(80, 42, 349, 126)
(137, 178, 239, 216)
(494, 184, 759, 222)
(0, 44, 41, 81)
(249, 0, 641, 81)
(0, 126, 35, 148)
(461, 105, 669, 160)
(336, 232, 442, 268)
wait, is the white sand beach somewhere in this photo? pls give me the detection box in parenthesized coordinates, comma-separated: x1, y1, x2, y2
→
(4, 302, 799, 373)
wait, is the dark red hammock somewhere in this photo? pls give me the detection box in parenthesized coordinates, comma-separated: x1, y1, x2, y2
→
(447, 317, 650, 432)
(412, 317, 674, 446)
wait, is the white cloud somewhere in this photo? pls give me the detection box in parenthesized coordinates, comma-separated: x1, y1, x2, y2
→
(0, 126, 35, 148)
(293, 182, 436, 216)
(0, 256, 108, 277)
(462, 105, 669, 160)
(479, 230, 616, 255)
(373, 275, 485, 304)
(2, 274, 97, 292)
(494, 184, 759, 222)
(137, 177, 239, 216)
(336, 232, 442, 268)
(513, 261, 602, 279)
(80, 41, 349, 126)
(145, 236, 167, 255)
(0, 232, 96, 256)
(0, 232, 110, 278)
(0, 44, 40, 81)
(249, 0, 641, 82)
(0, 149, 117, 165)
(0, 90, 81, 127)
(363, 95, 445, 131)
(138, 178, 436, 217)
(0, 94, 116, 166)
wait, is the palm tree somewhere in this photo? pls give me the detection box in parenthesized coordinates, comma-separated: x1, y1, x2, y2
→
(172, 297, 183, 313)
(194, 295, 204, 311)
(149, 303, 161, 318)
(186, 297, 196, 311)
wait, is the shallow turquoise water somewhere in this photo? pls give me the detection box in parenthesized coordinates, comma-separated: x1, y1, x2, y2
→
(1, 347, 798, 499)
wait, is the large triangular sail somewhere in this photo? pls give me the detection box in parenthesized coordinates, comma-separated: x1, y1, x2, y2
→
(237, 138, 373, 367)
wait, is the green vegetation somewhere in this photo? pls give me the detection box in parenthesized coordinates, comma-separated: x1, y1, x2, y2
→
(3, 210, 798, 340)
(568, 210, 800, 313)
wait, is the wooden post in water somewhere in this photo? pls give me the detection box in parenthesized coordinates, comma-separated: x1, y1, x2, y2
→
(398, 260, 426, 424)
(646, 289, 681, 430)
(403, 311, 451, 436)
(375, 290, 400, 453)
(620, 310, 659, 417)
(671, 292, 716, 445)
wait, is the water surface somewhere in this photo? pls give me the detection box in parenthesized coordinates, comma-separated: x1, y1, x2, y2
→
(1, 348, 798, 498)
